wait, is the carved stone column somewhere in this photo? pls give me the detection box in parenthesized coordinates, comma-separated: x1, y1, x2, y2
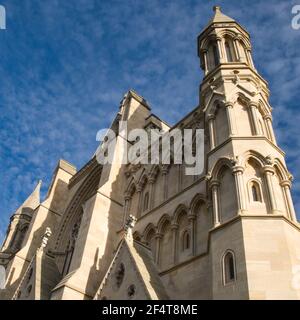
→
(162, 167, 169, 201)
(149, 177, 155, 210)
(233, 36, 241, 61)
(123, 194, 132, 224)
(171, 223, 179, 264)
(262, 165, 278, 214)
(249, 102, 261, 136)
(136, 186, 143, 219)
(155, 233, 162, 265)
(202, 49, 208, 75)
(280, 180, 297, 223)
(207, 115, 216, 150)
(232, 164, 247, 213)
(225, 102, 236, 136)
(188, 213, 197, 256)
(211, 180, 221, 226)
(263, 114, 276, 143)
(246, 49, 255, 68)
(216, 36, 225, 63)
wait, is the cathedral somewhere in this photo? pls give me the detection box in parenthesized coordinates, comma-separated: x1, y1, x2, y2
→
(0, 6, 299, 300)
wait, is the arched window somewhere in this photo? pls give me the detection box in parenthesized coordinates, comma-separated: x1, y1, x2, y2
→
(13, 224, 29, 252)
(143, 192, 149, 212)
(182, 231, 190, 251)
(250, 181, 262, 202)
(213, 45, 219, 67)
(223, 251, 236, 284)
(225, 41, 234, 62)
(62, 211, 83, 276)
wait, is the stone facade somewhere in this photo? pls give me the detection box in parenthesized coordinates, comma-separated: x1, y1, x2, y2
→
(0, 6, 299, 300)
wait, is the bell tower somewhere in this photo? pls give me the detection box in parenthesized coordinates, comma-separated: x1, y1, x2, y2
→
(198, 6, 299, 299)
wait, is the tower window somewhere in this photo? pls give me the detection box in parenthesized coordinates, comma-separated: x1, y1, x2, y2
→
(213, 45, 219, 67)
(225, 41, 234, 62)
(250, 182, 262, 202)
(143, 192, 149, 212)
(223, 251, 236, 284)
(182, 230, 190, 251)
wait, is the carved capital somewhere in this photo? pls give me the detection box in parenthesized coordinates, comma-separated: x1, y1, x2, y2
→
(188, 214, 197, 221)
(210, 180, 220, 188)
(263, 114, 272, 121)
(155, 233, 163, 240)
(171, 223, 179, 231)
(248, 101, 259, 109)
(124, 194, 132, 201)
(262, 165, 275, 175)
(232, 165, 245, 174)
(280, 180, 291, 188)
(224, 101, 234, 109)
(207, 114, 216, 121)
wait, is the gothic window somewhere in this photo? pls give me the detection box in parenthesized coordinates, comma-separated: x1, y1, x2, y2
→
(182, 230, 190, 251)
(115, 263, 125, 288)
(12, 224, 29, 252)
(223, 251, 236, 285)
(250, 181, 262, 202)
(143, 192, 149, 212)
(225, 41, 234, 62)
(62, 211, 83, 277)
(213, 44, 219, 67)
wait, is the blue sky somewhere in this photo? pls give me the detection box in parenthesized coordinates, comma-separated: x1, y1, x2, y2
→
(0, 0, 299, 243)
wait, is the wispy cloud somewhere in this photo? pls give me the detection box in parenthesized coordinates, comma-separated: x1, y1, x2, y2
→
(0, 0, 299, 244)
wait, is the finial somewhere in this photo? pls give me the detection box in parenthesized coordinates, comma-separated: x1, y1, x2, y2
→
(123, 215, 137, 243)
(213, 6, 221, 13)
(39, 227, 52, 251)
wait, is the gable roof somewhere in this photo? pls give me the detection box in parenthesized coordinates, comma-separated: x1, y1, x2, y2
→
(95, 238, 169, 300)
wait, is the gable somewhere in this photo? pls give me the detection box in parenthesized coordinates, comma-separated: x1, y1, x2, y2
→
(95, 240, 168, 300)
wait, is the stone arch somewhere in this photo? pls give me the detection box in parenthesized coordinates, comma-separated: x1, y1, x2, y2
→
(222, 250, 237, 284)
(191, 195, 212, 254)
(143, 223, 156, 260)
(172, 206, 190, 262)
(54, 162, 102, 273)
(190, 193, 206, 213)
(157, 214, 172, 233)
(213, 101, 229, 145)
(218, 165, 238, 223)
(233, 95, 252, 136)
(210, 157, 233, 181)
(274, 159, 289, 181)
(159, 218, 173, 270)
(244, 156, 268, 214)
(173, 204, 189, 224)
(241, 150, 266, 168)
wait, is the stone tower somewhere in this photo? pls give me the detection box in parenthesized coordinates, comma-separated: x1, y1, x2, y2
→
(198, 6, 299, 299)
